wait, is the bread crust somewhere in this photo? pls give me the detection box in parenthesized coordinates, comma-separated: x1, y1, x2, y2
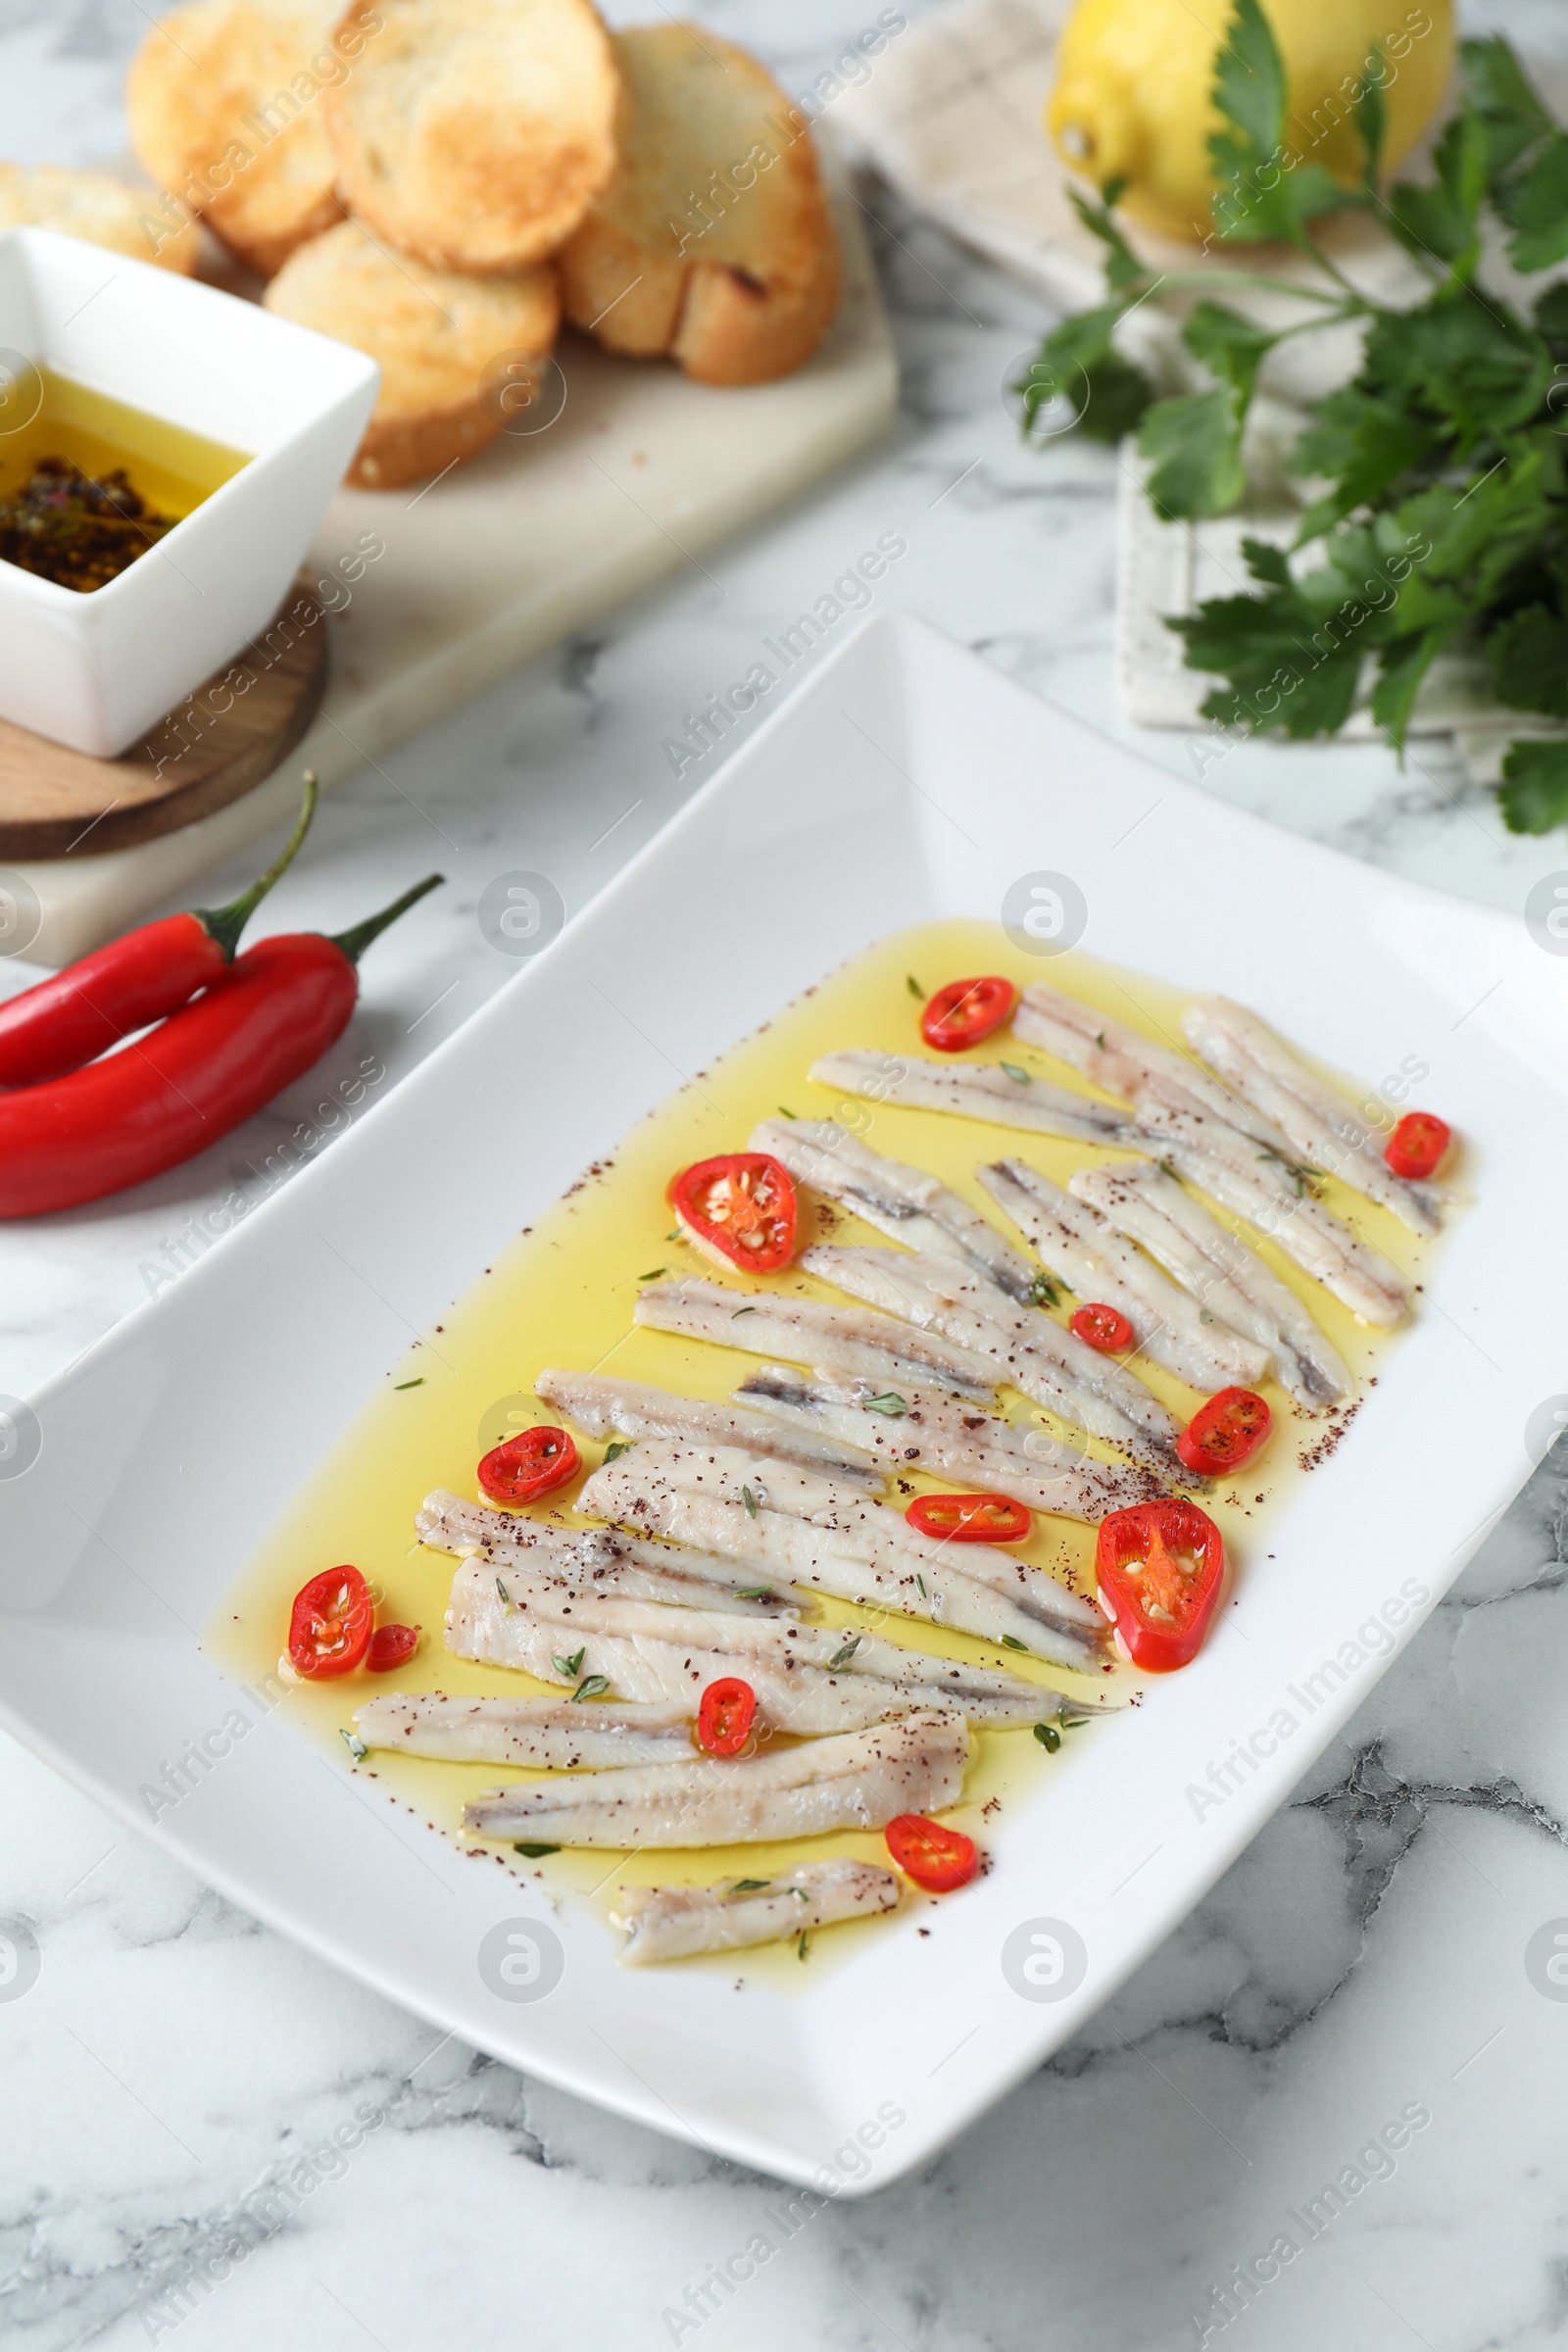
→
(559, 24, 839, 386)
(0, 165, 201, 274)
(264, 220, 560, 487)
(323, 0, 619, 274)
(126, 0, 354, 277)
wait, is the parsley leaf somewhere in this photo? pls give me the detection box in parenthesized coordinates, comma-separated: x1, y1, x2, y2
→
(1388, 110, 1489, 278)
(1020, 302, 1153, 448)
(1207, 0, 1349, 245)
(1140, 386, 1249, 520)
(1171, 537, 1368, 741)
(1497, 134, 1568, 273)
(1183, 300, 1278, 406)
(1487, 605, 1568, 717)
(1498, 739, 1568, 833)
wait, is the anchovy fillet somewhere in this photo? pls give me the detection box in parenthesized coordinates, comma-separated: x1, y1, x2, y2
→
(752, 1116, 1038, 1302)
(1132, 1099, 1410, 1327)
(612, 1860, 902, 1965)
(445, 1560, 1068, 1731)
(1012, 980, 1298, 1154)
(735, 1366, 1158, 1520)
(799, 1243, 1183, 1475)
(808, 1047, 1137, 1145)
(1070, 1161, 1351, 1409)
(1181, 996, 1443, 1236)
(417, 1491, 801, 1614)
(534, 1366, 878, 1483)
(592, 1440, 1108, 1638)
(463, 1710, 969, 1846)
(977, 1157, 1271, 1393)
(635, 1275, 998, 1401)
(352, 1691, 695, 1767)
(581, 1444, 1108, 1671)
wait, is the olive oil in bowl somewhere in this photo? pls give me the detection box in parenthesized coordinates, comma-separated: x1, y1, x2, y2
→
(0, 366, 251, 592)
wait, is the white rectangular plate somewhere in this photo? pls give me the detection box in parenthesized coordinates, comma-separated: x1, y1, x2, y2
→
(3, 610, 1563, 2192)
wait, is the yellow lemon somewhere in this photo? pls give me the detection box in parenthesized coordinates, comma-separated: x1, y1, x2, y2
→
(1046, 0, 1453, 242)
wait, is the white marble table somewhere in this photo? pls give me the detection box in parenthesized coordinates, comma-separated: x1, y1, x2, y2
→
(5, 5, 1568, 2347)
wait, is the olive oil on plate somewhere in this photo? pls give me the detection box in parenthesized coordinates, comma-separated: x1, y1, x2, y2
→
(205, 922, 1438, 1984)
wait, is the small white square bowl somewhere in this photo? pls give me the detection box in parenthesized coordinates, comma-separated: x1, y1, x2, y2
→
(0, 226, 378, 758)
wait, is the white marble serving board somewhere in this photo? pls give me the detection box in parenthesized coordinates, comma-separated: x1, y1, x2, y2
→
(15, 180, 896, 966)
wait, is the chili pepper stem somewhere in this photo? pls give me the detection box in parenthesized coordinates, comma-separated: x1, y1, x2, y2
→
(193, 771, 318, 961)
(331, 872, 445, 965)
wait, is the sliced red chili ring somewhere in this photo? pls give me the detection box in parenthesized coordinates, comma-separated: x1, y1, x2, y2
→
(288, 1566, 373, 1680)
(885, 1813, 979, 1892)
(1385, 1111, 1449, 1181)
(668, 1152, 798, 1274)
(1095, 1498, 1225, 1673)
(367, 1623, 420, 1672)
(906, 1493, 1031, 1543)
(697, 1677, 757, 1756)
(1071, 1301, 1134, 1351)
(921, 974, 1017, 1052)
(478, 1424, 580, 1504)
(1176, 1387, 1272, 1478)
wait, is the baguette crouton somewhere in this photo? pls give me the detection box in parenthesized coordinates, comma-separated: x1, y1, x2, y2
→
(559, 24, 839, 387)
(0, 164, 200, 274)
(264, 220, 560, 488)
(323, 0, 619, 273)
(126, 0, 362, 277)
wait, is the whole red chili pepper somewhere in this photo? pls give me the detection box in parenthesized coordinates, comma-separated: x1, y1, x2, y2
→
(0, 773, 318, 1091)
(0, 869, 442, 1217)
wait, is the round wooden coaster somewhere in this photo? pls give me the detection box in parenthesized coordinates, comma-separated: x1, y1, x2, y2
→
(0, 581, 328, 860)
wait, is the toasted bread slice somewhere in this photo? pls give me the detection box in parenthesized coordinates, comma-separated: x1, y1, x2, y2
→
(264, 220, 560, 487)
(0, 164, 201, 274)
(323, 0, 618, 274)
(559, 24, 839, 388)
(126, 1, 358, 277)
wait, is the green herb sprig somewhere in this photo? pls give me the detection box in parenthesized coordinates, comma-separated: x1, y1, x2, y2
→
(1020, 12, 1568, 832)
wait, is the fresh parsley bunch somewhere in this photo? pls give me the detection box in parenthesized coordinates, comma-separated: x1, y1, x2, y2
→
(1020, 5, 1568, 834)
